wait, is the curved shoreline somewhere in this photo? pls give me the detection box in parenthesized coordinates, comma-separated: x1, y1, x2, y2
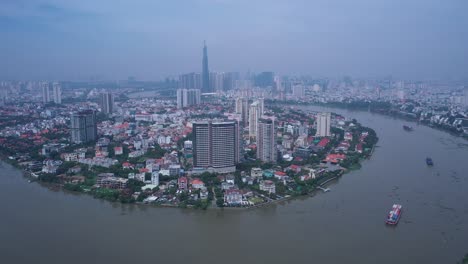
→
(0, 105, 378, 210)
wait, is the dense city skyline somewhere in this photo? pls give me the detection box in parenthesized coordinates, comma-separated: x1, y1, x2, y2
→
(1, 0, 468, 81)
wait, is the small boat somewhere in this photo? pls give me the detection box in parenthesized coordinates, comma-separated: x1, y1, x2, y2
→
(386, 204, 402, 225)
(403, 125, 413, 131)
(426, 157, 434, 166)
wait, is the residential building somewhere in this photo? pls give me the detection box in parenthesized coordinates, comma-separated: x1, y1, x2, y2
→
(178, 73, 202, 90)
(70, 110, 97, 144)
(259, 180, 276, 194)
(97, 173, 128, 189)
(100, 92, 114, 114)
(235, 97, 249, 127)
(177, 89, 201, 109)
(315, 112, 331, 137)
(52, 82, 61, 104)
(292, 84, 305, 98)
(257, 118, 276, 163)
(178, 177, 188, 190)
(249, 101, 260, 139)
(41, 82, 50, 103)
(151, 171, 159, 186)
(193, 120, 240, 173)
(224, 188, 243, 205)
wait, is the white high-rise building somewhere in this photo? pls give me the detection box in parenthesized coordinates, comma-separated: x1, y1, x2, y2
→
(257, 118, 276, 163)
(315, 112, 331, 137)
(151, 171, 159, 186)
(52, 82, 61, 104)
(258, 98, 264, 114)
(41, 82, 50, 103)
(235, 97, 249, 127)
(292, 85, 305, 98)
(177, 89, 201, 109)
(249, 101, 260, 139)
(100, 92, 114, 114)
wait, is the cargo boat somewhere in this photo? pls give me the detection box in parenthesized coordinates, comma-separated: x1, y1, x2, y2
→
(426, 157, 434, 166)
(386, 204, 402, 225)
(403, 125, 413, 131)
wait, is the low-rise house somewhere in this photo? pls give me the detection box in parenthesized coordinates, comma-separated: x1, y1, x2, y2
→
(97, 174, 128, 190)
(250, 167, 263, 178)
(225, 174, 235, 184)
(286, 164, 301, 174)
(68, 166, 82, 174)
(200, 187, 209, 200)
(224, 189, 243, 205)
(191, 178, 204, 189)
(178, 177, 188, 190)
(259, 180, 276, 194)
(221, 181, 235, 190)
(323, 153, 346, 164)
(114, 146, 123, 155)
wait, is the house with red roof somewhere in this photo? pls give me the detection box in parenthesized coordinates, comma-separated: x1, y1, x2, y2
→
(190, 178, 205, 189)
(122, 162, 134, 169)
(274, 171, 287, 180)
(317, 138, 330, 148)
(178, 177, 188, 190)
(324, 153, 347, 164)
(286, 164, 302, 174)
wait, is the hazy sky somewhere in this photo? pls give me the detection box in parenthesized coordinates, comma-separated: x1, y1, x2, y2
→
(1, 0, 467, 81)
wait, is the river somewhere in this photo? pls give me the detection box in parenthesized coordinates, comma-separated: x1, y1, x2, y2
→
(1, 105, 467, 264)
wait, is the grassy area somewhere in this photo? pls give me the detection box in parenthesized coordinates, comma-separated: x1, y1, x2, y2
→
(248, 197, 264, 205)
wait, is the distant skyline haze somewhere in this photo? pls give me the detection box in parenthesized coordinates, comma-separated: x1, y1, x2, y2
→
(1, 0, 467, 80)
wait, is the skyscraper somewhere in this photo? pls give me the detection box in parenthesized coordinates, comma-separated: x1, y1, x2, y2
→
(315, 112, 331, 137)
(202, 41, 211, 93)
(193, 120, 240, 173)
(52, 82, 62, 104)
(177, 89, 201, 109)
(70, 110, 97, 144)
(257, 118, 276, 163)
(41, 82, 50, 103)
(100, 92, 114, 114)
(249, 101, 260, 139)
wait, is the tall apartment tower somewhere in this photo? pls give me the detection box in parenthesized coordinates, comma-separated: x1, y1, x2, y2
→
(179, 73, 202, 90)
(235, 97, 249, 127)
(177, 89, 201, 109)
(257, 118, 276, 163)
(258, 98, 264, 115)
(41, 82, 50, 103)
(100, 92, 114, 114)
(292, 85, 305, 98)
(249, 101, 260, 139)
(70, 110, 97, 144)
(315, 112, 331, 137)
(52, 82, 62, 104)
(193, 120, 239, 173)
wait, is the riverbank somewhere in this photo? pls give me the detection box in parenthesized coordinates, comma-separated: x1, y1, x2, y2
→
(2, 103, 467, 264)
(0, 106, 378, 211)
(270, 99, 468, 141)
